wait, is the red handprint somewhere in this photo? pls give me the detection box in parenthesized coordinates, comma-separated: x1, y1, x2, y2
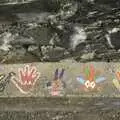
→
(12, 65, 40, 94)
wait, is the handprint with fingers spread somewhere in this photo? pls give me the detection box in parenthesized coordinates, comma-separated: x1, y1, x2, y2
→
(12, 65, 40, 94)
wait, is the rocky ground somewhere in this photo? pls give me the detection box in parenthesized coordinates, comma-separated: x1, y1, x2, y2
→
(0, 0, 120, 63)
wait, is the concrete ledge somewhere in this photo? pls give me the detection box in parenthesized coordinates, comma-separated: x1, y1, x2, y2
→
(0, 97, 120, 111)
(0, 61, 120, 97)
(0, 97, 120, 120)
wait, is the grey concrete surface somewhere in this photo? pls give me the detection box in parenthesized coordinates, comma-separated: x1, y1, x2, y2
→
(0, 61, 120, 97)
(0, 97, 120, 120)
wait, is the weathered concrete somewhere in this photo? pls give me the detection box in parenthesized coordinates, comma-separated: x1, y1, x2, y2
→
(0, 97, 120, 120)
(0, 61, 120, 97)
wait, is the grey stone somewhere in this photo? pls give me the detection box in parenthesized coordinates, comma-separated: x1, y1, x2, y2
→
(10, 36, 36, 46)
(106, 30, 120, 50)
(0, 0, 35, 5)
(81, 52, 95, 60)
(57, 1, 78, 20)
(0, 0, 119, 63)
(22, 26, 53, 46)
(0, 32, 14, 51)
(41, 46, 65, 61)
(28, 45, 41, 57)
(69, 25, 87, 51)
(9, 47, 26, 59)
(17, 12, 50, 23)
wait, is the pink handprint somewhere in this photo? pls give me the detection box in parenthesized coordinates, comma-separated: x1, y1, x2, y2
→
(12, 65, 40, 94)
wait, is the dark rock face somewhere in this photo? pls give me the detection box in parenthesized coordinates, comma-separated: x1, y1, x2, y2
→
(106, 30, 120, 50)
(41, 46, 66, 61)
(0, 0, 120, 63)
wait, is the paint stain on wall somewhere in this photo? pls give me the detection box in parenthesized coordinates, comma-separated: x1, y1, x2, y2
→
(11, 64, 40, 94)
(0, 72, 15, 92)
(113, 71, 120, 91)
(76, 65, 106, 92)
(46, 68, 66, 96)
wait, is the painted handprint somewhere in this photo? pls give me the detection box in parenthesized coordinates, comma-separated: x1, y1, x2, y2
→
(77, 65, 106, 91)
(113, 71, 120, 91)
(12, 65, 40, 94)
(47, 68, 65, 96)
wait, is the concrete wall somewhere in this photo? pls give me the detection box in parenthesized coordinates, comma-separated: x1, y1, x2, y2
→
(0, 61, 120, 97)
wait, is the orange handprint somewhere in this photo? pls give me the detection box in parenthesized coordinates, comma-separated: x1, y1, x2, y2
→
(12, 65, 40, 94)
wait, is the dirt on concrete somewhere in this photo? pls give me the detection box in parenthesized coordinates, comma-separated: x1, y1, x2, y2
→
(0, 97, 120, 120)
